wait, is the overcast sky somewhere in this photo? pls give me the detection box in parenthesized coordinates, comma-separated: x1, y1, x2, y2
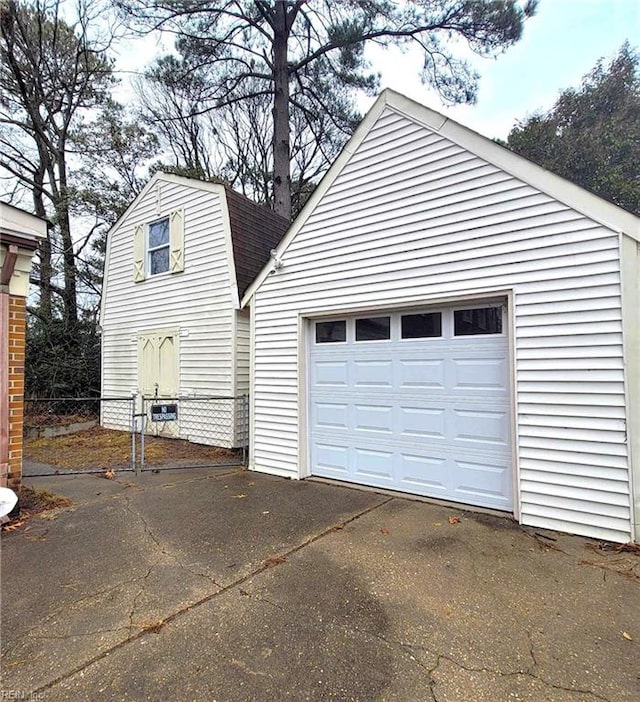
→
(366, 0, 639, 139)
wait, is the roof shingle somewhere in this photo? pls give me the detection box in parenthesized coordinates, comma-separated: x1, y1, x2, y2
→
(224, 187, 289, 297)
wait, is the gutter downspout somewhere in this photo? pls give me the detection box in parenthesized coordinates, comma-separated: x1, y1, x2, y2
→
(0, 244, 18, 487)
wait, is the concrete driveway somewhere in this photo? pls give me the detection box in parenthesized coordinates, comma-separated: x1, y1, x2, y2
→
(1, 467, 639, 701)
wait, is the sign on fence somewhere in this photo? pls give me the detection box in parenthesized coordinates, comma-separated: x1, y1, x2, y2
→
(150, 404, 179, 422)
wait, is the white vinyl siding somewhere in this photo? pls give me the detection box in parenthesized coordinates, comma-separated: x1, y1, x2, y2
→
(621, 234, 640, 541)
(236, 309, 250, 394)
(101, 178, 237, 447)
(252, 107, 632, 543)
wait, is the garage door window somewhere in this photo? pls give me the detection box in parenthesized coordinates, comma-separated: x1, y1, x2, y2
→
(454, 307, 502, 336)
(316, 320, 346, 343)
(355, 316, 390, 341)
(401, 312, 442, 339)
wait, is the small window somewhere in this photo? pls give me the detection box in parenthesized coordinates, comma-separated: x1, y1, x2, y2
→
(148, 217, 170, 275)
(316, 320, 346, 343)
(355, 316, 390, 341)
(401, 312, 442, 339)
(454, 307, 502, 336)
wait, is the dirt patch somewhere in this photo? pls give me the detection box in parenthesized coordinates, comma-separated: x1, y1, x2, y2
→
(580, 541, 640, 582)
(465, 511, 519, 531)
(1, 486, 72, 532)
(24, 426, 238, 471)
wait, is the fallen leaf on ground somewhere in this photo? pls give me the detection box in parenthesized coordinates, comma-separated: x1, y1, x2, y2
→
(140, 620, 165, 634)
(448, 516, 461, 525)
(622, 631, 633, 641)
(431, 522, 442, 527)
(103, 469, 116, 479)
(24, 532, 48, 542)
(589, 541, 640, 556)
(264, 555, 287, 568)
(39, 507, 72, 521)
(380, 528, 390, 535)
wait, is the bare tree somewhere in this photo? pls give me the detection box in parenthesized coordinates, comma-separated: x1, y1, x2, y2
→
(0, 0, 115, 325)
(118, 0, 537, 219)
(139, 63, 358, 215)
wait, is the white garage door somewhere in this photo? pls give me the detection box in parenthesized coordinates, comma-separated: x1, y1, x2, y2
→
(308, 304, 513, 511)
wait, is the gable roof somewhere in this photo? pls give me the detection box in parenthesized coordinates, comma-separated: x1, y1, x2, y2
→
(102, 171, 289, 309)
(241, 89, 640, 307)
(223, 187, 289, 297)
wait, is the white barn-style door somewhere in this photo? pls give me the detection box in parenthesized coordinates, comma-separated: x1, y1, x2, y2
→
(308, 304, 513, 511)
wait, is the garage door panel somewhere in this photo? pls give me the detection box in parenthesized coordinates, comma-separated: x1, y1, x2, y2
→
(354, 404, 394, 433)
(314, 442, 349, 475)
(313, 401, 349, 429)
(399, 406, 446, 438)
(353, 360, 394, 387)
(453, 409, 510, 445)
(399, 359, 445, 388)
(353, 447, 394, 480)
(452, 357, 509, 391)
(313, 361, 348, 386)
(309, 306, 512, 511)
(454, 458, 512, 507)
(399, 453, 448, 491)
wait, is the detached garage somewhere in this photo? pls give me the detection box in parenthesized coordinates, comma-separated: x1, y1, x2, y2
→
(243, 90, 640, 544)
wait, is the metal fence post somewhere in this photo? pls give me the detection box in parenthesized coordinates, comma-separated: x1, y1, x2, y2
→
(130, 393, 137, 473)
(243, 393, 249, 466)
(140, 396, 146, 473)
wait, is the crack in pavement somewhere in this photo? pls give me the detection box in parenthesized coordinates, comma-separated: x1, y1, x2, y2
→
(235, 581, 612, 702)
(425, 651, 613, 702)
(127, 563, 157, 636)
(3, 493, 224, 663)
(238, 587, 287, 614)
(121, 494, 224, 587)
(30, 495, 393, 696)
(4, 576, 149, 647)
(120, 495, 224, 633)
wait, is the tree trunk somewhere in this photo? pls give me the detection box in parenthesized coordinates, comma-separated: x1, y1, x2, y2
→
(32, 166, 51, 320)
(56, 153, 78, 327)
(272, 0, 292, 220)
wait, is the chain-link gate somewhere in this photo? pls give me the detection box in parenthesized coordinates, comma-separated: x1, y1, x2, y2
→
(23, 396, 137, 475)
(138, 395, 249, 471)
(23, 394, 249, 476)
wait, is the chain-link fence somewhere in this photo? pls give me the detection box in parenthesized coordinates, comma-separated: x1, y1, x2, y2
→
(22, 394, 249, 475)
(139, 395, 249, 471)
(23, 396, 136, 475)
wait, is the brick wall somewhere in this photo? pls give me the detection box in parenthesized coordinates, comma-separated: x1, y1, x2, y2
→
(7, 294, 26, 490)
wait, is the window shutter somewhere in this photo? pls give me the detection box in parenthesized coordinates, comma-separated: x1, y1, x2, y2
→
(137, 334, 158, 396)
(133, 224, 145, 283)
(169, 209, 184, 273)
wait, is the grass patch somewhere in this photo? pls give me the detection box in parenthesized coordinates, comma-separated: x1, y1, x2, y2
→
(24, 426, 237, 471)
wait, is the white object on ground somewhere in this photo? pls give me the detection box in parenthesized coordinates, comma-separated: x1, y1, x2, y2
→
(0, 487, 18, 518)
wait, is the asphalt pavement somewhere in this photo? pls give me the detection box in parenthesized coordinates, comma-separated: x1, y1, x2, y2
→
(1, 466, 638, 701)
